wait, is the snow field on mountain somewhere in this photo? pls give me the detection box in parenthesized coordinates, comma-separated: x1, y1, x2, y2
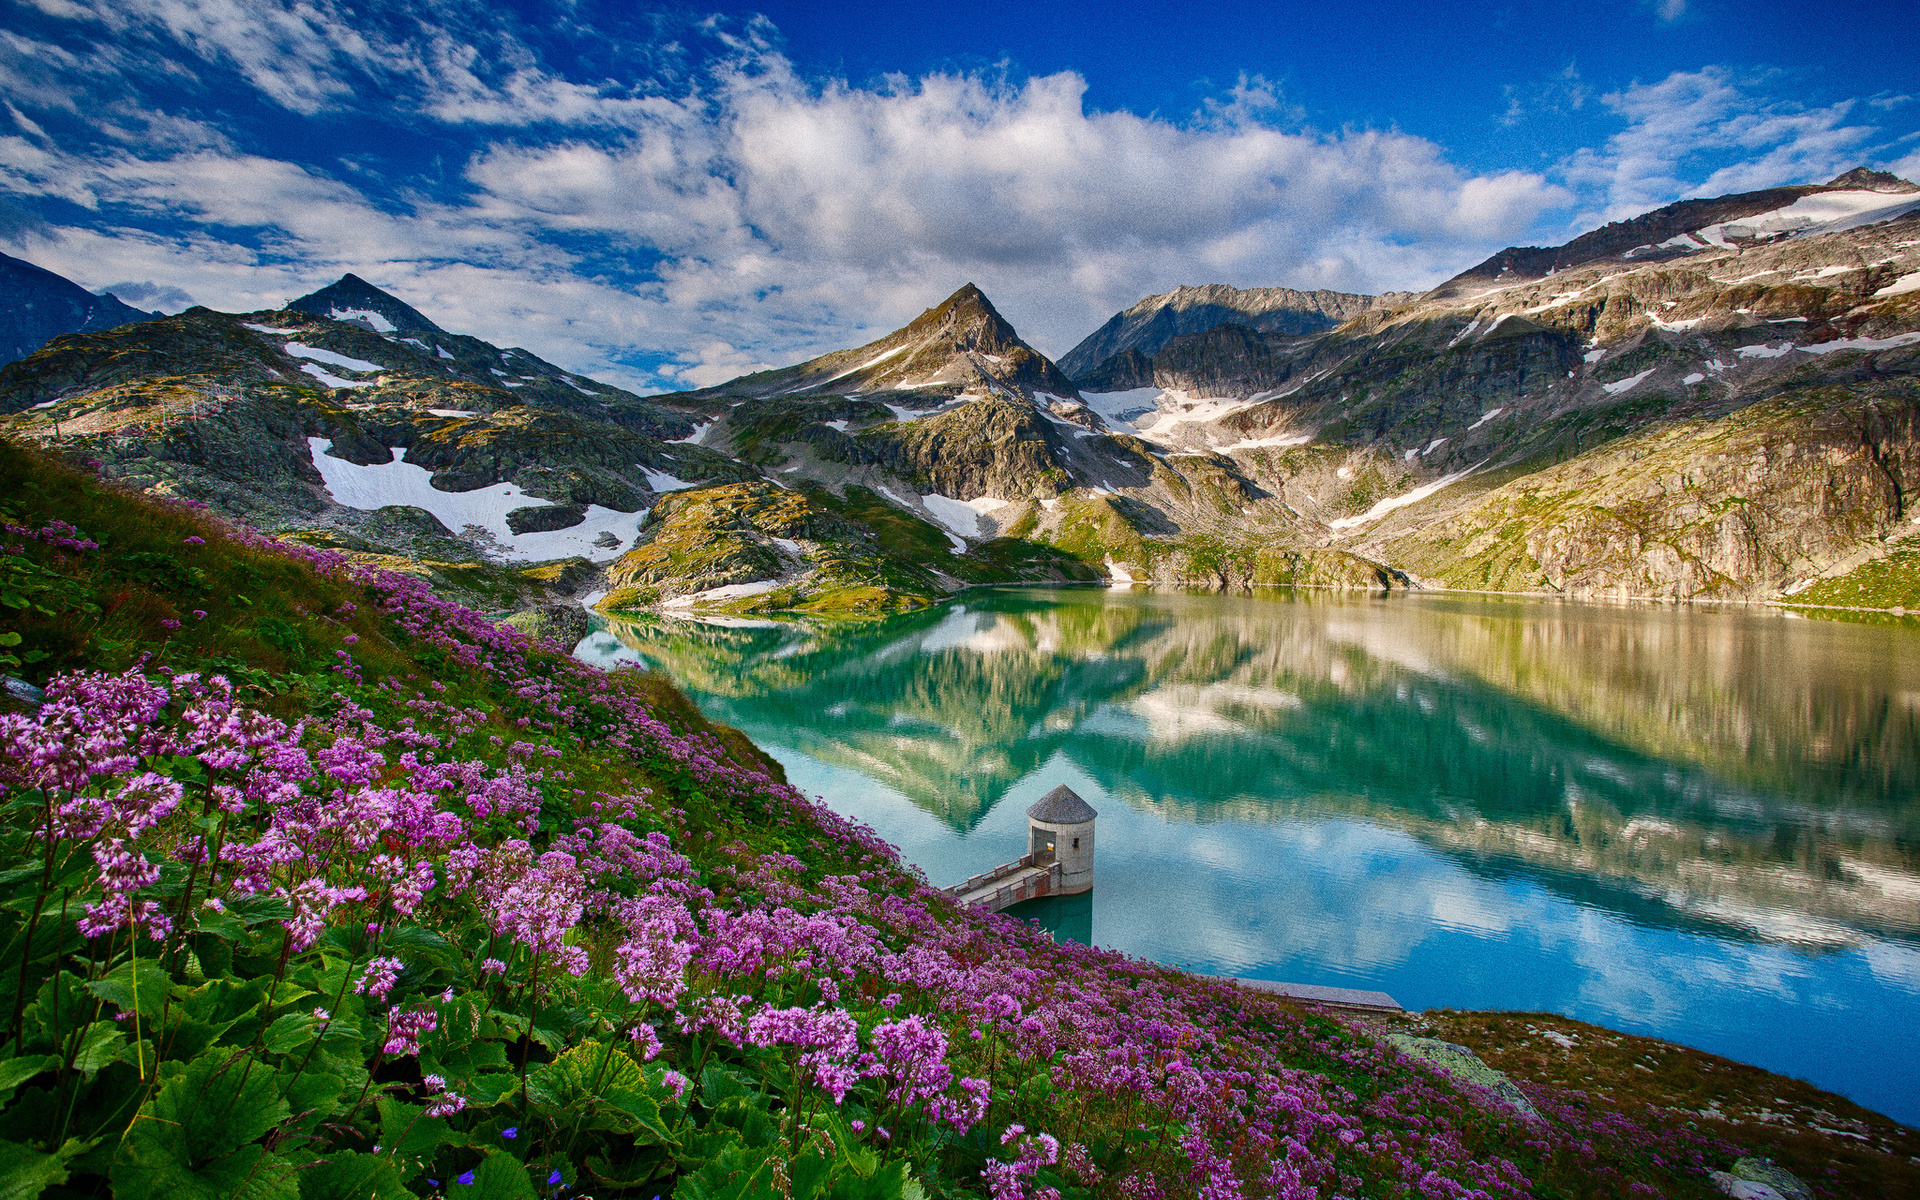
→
(300, 363, 371, 389)
(306, 436, 644, 561)
(284, 342, 384, 372)
(1328, 464, 1482, 531)
(1693, 190, 1920, 246)
(641, 466, 696, 492)
(1079, 387, 1164, 428)
(919, 493, 1010, 541)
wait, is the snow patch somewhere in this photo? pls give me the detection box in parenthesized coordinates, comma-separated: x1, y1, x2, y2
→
(920, 493, 1008, 539)
(286, 343, 382, 373)
(301, 363, 372, 389)
(1080, 387, 1164, 427)
(306, 437, 642, 562)
(1874, 271, 1920, 298)
(1104, 557, 1135, 582)
(241, 322, 285, 335)
(1424, 438, 1447, 454)
(1583, 348, 1606, 363)
(640, 466, 696, 493)
(328, 307, 395, 332)
(662, 581, 780, 608)
(1328, 465, 1479, 531)
(436, 346, 454, 359)
(1467, 407, 1503, 431)
(1736, 343, 1794, 359)
(770, 537, 801, 556)
(1601, 369, 1656, 395)
(1683, 373, 1706, 384)
(1694, 190, 1920, 245)
(1801, 331, 1920, 354)
(1217, 433, 1310, 452)
(426, 408, 476, 418)
(668, 421, 714, 445)
(823, 343, 908, 383)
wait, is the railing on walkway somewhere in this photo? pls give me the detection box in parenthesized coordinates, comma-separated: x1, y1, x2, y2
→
(943, 853, 1063, 912)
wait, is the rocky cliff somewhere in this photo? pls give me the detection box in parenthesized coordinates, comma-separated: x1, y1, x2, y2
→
(1057, 282, 1409, 379)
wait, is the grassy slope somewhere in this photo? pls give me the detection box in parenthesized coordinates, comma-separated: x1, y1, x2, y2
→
(0, 438, 1910, 1199)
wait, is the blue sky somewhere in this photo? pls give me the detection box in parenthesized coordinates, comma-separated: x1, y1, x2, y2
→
(1, 0, 1915, 392)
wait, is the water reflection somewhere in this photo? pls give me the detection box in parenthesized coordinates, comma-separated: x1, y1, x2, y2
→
(575, 586, 1920, 1122)
(578, 588, 1920, 946)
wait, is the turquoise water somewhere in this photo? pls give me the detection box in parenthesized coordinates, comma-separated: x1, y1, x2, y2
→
(574, 586, 1920, 1126)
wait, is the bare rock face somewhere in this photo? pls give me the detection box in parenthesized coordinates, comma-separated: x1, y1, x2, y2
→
(501, 603, 590, 647)
(1059, 282, 1407, 380)
(859, 395, 1072, 502)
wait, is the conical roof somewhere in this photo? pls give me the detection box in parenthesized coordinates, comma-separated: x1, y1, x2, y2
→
(1027, 785, 1097, 824)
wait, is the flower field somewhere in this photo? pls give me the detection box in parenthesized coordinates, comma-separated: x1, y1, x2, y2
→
(0, 440, 1750, 1199)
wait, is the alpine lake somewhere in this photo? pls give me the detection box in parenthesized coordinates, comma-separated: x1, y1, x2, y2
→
(572, 585, 1920, 1127)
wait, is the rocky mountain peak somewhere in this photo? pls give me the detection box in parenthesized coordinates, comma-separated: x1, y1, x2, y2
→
(1825, 166, 1919, 193)
(902, 283, 1024, 354)
(1058, 280, 1396, 381)
(0, 251, 156, 367)
(285, 273, 444, 335)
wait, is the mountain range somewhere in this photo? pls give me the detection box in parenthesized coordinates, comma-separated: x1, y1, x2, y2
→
(3, 166, 1919, 619)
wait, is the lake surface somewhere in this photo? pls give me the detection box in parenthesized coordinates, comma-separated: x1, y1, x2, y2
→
(573, 586, 1920, 1126)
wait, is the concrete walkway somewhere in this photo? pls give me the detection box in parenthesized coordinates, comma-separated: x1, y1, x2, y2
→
(1212, 976, 1404, 1014)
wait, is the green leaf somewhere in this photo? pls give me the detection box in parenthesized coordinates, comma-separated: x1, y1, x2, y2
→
(87, 958, 173, 1019)
(374, 1097, 457, 1181)
(0, 632, 21, 647)
(68, 1022, 129, 1078)
(526, 1043, 670, 1143)
(700, 1063, 762, 1107)
(673, 1142, 781, 1200)
(192, 910, 249, 941)
(297, 1151, 409, 1200)
(19, 972, 91, 1054)
(447, 1151, 536, 1200)
(828, 1160, 909, 1200)
(0, 1137, 75, 1200)
(0, 1056, 52, 1097)
(526, 1005, 582, 1052)
(262, 1012, 317, 1055)
(111, 1053, 297, 1200)
(462, 1072, 520, 1107)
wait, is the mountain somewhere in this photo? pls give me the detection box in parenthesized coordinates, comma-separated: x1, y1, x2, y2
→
(1057, 283, 1409, 382)
(284, 271, 445, 334)
(0, 275, 1096, 616)
(4, 165, 1919, 619)
(1046, 167, 1920, 605)
(0, 251, 155, 367)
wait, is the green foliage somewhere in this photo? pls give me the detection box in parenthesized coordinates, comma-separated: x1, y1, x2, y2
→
(111, 1052, 298, 1200)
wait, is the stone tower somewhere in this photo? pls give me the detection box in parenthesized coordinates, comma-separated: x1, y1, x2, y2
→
(1027, 784, 1097, 895)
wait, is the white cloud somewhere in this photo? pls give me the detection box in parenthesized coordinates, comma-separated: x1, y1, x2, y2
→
(5, 7, 1913, 397)
(1558, 68, 1888, 230)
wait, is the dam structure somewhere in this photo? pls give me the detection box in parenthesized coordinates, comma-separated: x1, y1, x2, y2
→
(945, 785, 1097, 912)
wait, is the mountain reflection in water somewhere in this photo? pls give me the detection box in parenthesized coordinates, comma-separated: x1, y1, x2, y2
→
(574, 586, 1920, 1124)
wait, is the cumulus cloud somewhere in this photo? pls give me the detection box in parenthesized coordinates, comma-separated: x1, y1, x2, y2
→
(2, 4, 1912, 396)
(1557, 67, 1889, 230)
(98, 278, 194, 310)
(454, 55, 1568, 372)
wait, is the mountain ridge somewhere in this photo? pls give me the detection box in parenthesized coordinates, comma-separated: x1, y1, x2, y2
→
(0, 250, 156, 367)
(5, 166, 1920, 616)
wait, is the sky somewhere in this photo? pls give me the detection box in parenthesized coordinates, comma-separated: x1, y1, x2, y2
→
(0, 0, 1916, 392)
